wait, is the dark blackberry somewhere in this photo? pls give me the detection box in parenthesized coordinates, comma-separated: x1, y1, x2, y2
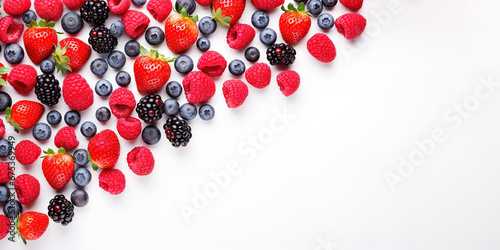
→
(136, 94, 163, 124)
(266, 43, 296, 66)
(88, 26, 118, 54)
(80, 0, 110, 26)
(47, 194, 74, 226)
(34, 74, 61, 107)
(163, 117, 192, 147)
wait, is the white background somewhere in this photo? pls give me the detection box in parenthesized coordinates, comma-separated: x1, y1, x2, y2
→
(2, 0, 500, 249)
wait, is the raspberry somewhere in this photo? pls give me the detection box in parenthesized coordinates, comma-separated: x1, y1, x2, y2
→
(0, 119, 5, 138)
(0, 16, 24, 44)
(116, 117, 141, 140)
(276, 70, 300, 97)
(250, 0, 284, 10)
(127, 146, 154, 175)
(244, 63, 271, 89)
(99, 169, 126, 195)
(226, 23, 255, 50)
(122, 10, 150, 39)
(14, 174, 40, 205)
(339, 0, 363, 11)
(34, 0, 64, 22)
(54, 126, 79, 150)
(7, 64, 37, 95)
(0, 215, 9, 240)
(0, 162, 13, 184)
(197, 51, 227, 77)
(222, 79, 249, 108)
(335, 13, 366, 40)
(2, 0, 31, 16)
(62, 73, 94, 111)
(63, 0, 86, 9)
(107, 0, 131, 14)
(307, 33, 336, 63)
(182, 71, 216, 104)
(109, 87, 136, 118)
(147, 0, 173, 22)
(15, 140, 41, 165)
(195, 0, 212, 6)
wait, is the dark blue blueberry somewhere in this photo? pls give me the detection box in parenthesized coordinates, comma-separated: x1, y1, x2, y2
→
(71, 189, 89, 207)
(0, 185, 10, 203)
(322, 0, 337, 7)
(307, 0, 323, 15)
(163, 99, 180, 116)
(110, 20, 125, 38)
(251, 10, 269, 29)
(0, 139, 11, 158)
(46, 110, 62, 125)
(32, 123, 51, 141)
(175, 0, 196, 14)
(80, 121, 97, 137)
(73, 149, 89, 166)
(196, 37, 211, 51)
(166, 81, 182, 98)
(40, 59, 55, 74)
(3, 200, 22, 218)
(124, 40, 141, 57)
(116, 71, 131, 87)
(142, 125, 161, 145)
(244, 47, 260, 62)
(317, 13, 334, 30)
(180, 103, 197, 120)
(0, 91, 12, 112)
(199, 104, 215, 121)
(294, 0, 308, 3)
(90, 58, 108, 76)
(107, 50, 126, 69)
(61, 12, 83, 34)
(132, 0, 147, 6)
(174, 55, 194, 74)
(95, 79, 113, 97)
(4, 43, 24, 64)
(72, 168, 92, 187)
(199, 16, 217, 35)
(145, 26, 165, 45)
(259, 28, 277, 45)
(95, 106, 111, 122)
(228, 59, 246, 76)
(22, 10, 37, 24)
(64, 110, 81, 127)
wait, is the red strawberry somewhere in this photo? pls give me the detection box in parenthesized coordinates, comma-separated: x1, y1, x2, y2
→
(279, 3, 311, 45)
(339, 0, 363, 11)
(164, 6, 199, 53)
(41, 147, 74, 190)
(88, 129, 120, 170)
(23, 20, 60, 65)
(5, 100, 44, 132)
(134, 47, 174, 95)
(212, 0, 245, 26)
(16, 211, 49, 244)
(53, 38, 92, 74)
(0, 63, 9, 88)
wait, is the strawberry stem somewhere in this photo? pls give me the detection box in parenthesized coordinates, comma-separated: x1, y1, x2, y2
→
(0, 66, 9, 86)
(4, 107, 23, 133)
(139, 46, 176, 62)
(52, 43, 72, 75)
(212, 7, 231, 27)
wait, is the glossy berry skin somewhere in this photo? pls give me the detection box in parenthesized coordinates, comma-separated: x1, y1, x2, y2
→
(0, 185, 9, 203)
(23, 21, 58, 65)
(46, 110, 61, 125)
(132, 0, 146, 5)
(40, 59, 55, 74)
(279, 3, 311, 45)
(95, 106, 111, 122)
(259, 28, 277, 45)
(32, 123, 51, 141)
(163, 99, 180, 116)
(90, 58, 108, 76)
(42, 148, 74, 190)
(110, 20, 125, 38)
(134, 48, 174, 95)
(64, 110, 81, 127)
(3, 43, 24, 64)
(180, 103, 197, 120)
(124, 40, 140, 57)
(107, 50, 126, 69)
(228, 59, 246, 76)
(198, 16, 216, 35)
(199, 104, 215, 120)
(116, 71, 131, 87)
(87, 129, 120, 169)
(72, 167, 91, 187)
(95, 79, 113, 97)
(174, 55, 194, 74)
(317, 13, 334, 30)
(80, 121, 97, 137)
(166, 81, 182, 98)
(61, 12, 83, 34)
(307, 0, 323, 15)
(22, 10, 37, 24)
(0, 92, 12, 112)
(17, 211, 49, 241)
(73, 149, 89, 166)
(175, 0, 196, 14)
(164, 8, 198, 53)
(0, 139, 10, 158)
(6, 100, 45, 131)
(244, 47, 260, 62)
(251, 10, 269, 29)
(212, 0, 245, 26)
(142, 125, 161, 145)
(322, 0, 337, 7)
(71, 189, 89, 207)
(145, 26, 165, 45)
(3, 200, 22, 218)
(196, 37, 211, 51)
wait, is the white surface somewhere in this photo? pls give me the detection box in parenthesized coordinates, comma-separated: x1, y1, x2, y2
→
(2, 0, 500, 249)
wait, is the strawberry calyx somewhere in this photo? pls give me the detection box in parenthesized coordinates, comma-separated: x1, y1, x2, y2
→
(5, 107, 23, 133)
(40, 147, 72, 159)
(27, 19, 64, 34)
(15, 214, 27, 245)
(0, 66, 10, 86)
(211, 7, 231, 27)
(139, 46, 176, 62)
(87, 151, 100, 171)
(281, 2, 310, 16)
(52, 43, 72, 75)
(175, 5, 199, 23)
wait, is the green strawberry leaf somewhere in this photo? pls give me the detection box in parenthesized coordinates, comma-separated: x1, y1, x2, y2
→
(15, 214, 27, 245)
(47, 21, 56, 28)
(30, 19, 37, 27)
(281, 5, 287, 11)
(191, 14, 198, 23)
(212, 7, 231, 27)
(0, 66, 10, 75)
(221, 16, 231, 23)
(52, 43, 72, 75)
(0, 79, 6, 87)
(5, 107, 11, 116)
(139, 46, 149, 56)
(4, 107, 23, 133)
(58, 147, 66, 154)
(39, 19, 47, 27)
(297, 2, 305, 11)
(180, 4, 187, 18)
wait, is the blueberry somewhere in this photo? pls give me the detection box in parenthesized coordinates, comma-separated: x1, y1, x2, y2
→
(228, 59, 246, 76)
(0, 139, 11, 158)
(307, 0, 323, 15)
(71, 189, 89, 207)
(4, 43, 24, 64)
(251, 10, 269, 29)
(244, 47, 260, 62)
(80, 121, 97, 137)
(294, 0, 308, 3)
(132, 0, 147, 6)
(72, 168, 92, 187)
(40, 59, 55, 74)
(322, 0, 337, 7)
(317, 13, 334, 30)
(22, 10, 37, 24)
(145, 26, 165, 45)
(124, 40, 141, 57)
(46, 110, 62, 125)
(116, 71, 131, 87)
(107, 50, 126, 69)
(175, 0, 196, 14)
(90, 58, 108, 76)
(259, 28, 277, 46)
(142, 125, 161, 145)
(196, 37, 211, 51)
(174, 55, 194, 74)
(64, 110, 81, 127)
(3, 200, 22, 218)
(0, 185, 10, 203)
(110, 20, 125, 38)
(166, 81, 182, 98)
(95, 79, 113, 97)
(73, 149, 89, 166)
(163, 99, 180, 116)
(180, 103, 197, 120)
(95, 106, 111, 122)
(0, 91, 12, 112)
(61, 12, 83, 34)
(198, 16, 217, 35)
(198, 104, 215, 121)
(32, 123, 51, 141)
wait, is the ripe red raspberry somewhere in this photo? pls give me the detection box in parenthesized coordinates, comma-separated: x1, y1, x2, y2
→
(0, 162, 13, 184)
(223, 79, 248, 108)
(99, 169, 126, 195)
(0, 16, 24, 44)
(0, 215, 9, 240)
(226, 23, 255, 50)
(0, 119, 5, 138)
(307, 33, 336, 63)
(335, 13, 366, 40)
(250, 0, 284, 10)
(127, 146, 155, 176)
(63, 0, 86, 9)
(109, 88, 136, 118)
(183, 71, 216, 104)
(7, 64, 37, 94)
(197, 51, 227, 77)
(339, 0, 363, 11)
(122, 10, 150, 39)
(54, 126, 79, 150)
(245, 63, 271, 89)
(34, 0, 64, 22)
(195, 0, 212, 6)
(14, 174, 40, 205)
(147, 0, 172, 22)
(15, 140, 41, 165)
(2, 0, 31, 16)
(116, 117, 141, 140)
(63, 73, 94, 111)
(107, 0, 131, 14)
(276, 70, 300, 97)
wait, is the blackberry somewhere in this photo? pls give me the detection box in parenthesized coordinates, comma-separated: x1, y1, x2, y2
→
(88, 26, 118, 54)
(266, 43, 296, 66)
(48, 194, 74, 226)
(136, 94, 163, 124)
(80, 0, 110, 26)
(163, 117, 192, 147)
(34, 74, 61, 107)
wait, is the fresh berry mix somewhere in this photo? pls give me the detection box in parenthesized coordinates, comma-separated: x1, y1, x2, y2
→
(48, 194, 75, 225)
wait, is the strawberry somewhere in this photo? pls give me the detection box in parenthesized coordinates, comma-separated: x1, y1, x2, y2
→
(5, 100, 44, 132)
(164, 6, 198, 53)
(0, 63, 9, 88)
(41, 147, 74, 190)
(134, 47, 175, 95)
(212, 0, 245, 26)
(15, 211, 49, 244)
(52, 37, 92, 74)
(23, 20, 61, 65)
(88, 129, 120, 170)
(279, 3, 311, 45)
